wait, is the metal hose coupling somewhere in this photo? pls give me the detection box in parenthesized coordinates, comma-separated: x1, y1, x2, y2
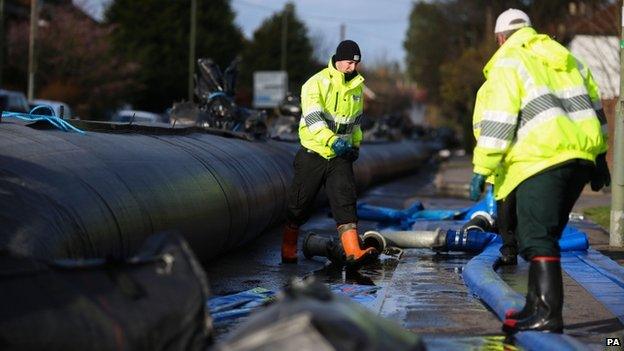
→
(462, 211, 495, 232)
(362, 231, 387, 252)
(443, 229, 497, 252)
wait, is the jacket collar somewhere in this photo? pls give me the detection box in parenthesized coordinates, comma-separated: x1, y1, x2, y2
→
(327, 57, 364, 88)
(483, 27, 537, 77)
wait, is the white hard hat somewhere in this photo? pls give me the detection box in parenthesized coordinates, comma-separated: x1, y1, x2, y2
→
(494, 8, 531, 34)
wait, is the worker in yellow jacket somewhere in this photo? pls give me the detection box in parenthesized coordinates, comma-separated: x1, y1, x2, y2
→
(469, 9, 610, 333)
(281, 40, 377, 266)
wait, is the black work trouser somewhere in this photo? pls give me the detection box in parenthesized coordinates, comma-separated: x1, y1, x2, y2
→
(516, 160, 592, 260)
(496, 189, 517, 257)
(286, 148, 357, 226)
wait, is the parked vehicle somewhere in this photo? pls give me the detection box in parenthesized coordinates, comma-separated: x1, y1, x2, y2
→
(0, 90, 29, 113)
(29, 99, 73, 119)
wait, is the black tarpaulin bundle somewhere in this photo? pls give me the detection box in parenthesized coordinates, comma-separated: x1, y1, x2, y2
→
(0, 232, 212, 351)
(215, 278, 425, 351)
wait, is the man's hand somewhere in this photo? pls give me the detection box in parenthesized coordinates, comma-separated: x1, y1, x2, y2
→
(590, 153, 611, 191)
(469, 173, 486, 201)
(331, 138, 351, 156)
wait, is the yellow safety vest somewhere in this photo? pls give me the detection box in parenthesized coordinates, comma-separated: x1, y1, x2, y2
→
(299, 58, 365, 159)
(473, 27, 608, 200)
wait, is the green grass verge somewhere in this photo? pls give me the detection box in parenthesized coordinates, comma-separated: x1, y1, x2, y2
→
(583, 206, 610, 229)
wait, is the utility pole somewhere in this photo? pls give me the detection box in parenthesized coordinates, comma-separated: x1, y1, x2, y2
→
(610, 2, 624, 247)
(0, 0, 4, 87)
(28, 0, 39, 100)
(340, 23, 345, 41)
(188, 0, 197, 101)
(280, 6, 288, 71)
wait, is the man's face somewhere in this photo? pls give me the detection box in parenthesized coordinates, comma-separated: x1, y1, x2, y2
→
(335, 60, 359, 74)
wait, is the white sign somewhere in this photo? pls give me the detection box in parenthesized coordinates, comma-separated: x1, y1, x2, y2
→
(253, 71, 288, 108)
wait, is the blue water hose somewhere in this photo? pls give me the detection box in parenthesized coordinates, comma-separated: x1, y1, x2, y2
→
(559, 226, 589, 251)
(441, 225, 588, 253)
(443, 229, 497, 252)
(358, 191, 495, 230)
(463, 244, 589, 351)
(357, 203, 405, 222)
(462, 185, 496, 220)
(357, 201, 423, 223)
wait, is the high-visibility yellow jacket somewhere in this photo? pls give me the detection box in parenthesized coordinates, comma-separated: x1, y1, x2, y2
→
(299, 58, 365, 159)
(473, 81, 502, 186)
(473, 27, 608, 200)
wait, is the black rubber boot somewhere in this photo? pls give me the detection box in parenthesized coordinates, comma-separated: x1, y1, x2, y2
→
(495, 195, 518, 269)
(504, 261, 537, 320)
(503, 257, 563, 333)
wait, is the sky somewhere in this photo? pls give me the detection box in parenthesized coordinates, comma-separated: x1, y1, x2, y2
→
(74, 0, 413, 66)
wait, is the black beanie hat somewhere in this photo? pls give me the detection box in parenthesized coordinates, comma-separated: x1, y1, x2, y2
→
(334, 40, 361, 62)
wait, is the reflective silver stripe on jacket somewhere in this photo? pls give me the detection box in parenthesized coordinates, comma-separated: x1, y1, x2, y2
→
(519, 93, 594, 128)
(479, 91, 596, 146)
(302, 110, 362, 133)
(477, 110, 517, 149)
(302, 109, 328, 132)
(479, 57, 601, 150)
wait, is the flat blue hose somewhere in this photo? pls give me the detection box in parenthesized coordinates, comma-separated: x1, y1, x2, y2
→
(444, 229, 497, 252)
(463, 244, 589, 351)
(562, 249, 624, 323)
(358, 188, 496, 229)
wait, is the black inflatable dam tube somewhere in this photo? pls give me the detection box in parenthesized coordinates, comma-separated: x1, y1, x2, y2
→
(0, 123, 431, 261)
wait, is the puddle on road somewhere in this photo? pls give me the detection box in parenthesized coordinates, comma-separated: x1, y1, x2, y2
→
(308, 253, 400, 287)
(423, 335, 521, 351)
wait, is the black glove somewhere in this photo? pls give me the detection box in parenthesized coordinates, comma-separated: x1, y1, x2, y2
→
(590, 153, 611, 191)
(345, 147, 359, 162)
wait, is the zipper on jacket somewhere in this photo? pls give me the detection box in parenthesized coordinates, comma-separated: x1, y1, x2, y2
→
(334, 92, 339, 132)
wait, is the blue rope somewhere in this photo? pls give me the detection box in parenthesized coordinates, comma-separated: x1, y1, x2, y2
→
(208, 91, 226, 100)
(29, 104, 56, 116)
(2, 111, 85, 134)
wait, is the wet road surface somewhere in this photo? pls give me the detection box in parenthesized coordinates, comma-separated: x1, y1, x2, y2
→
(204, 162, 623, 350)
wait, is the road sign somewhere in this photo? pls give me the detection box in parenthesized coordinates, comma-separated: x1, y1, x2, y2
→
(253, 71, 288, 108)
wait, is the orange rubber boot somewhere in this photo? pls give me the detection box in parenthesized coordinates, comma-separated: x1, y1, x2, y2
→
(281, 224, 299, 263)
(339, 224, 377, 264)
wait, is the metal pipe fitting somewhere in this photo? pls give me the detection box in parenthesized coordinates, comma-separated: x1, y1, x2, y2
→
(374, 228, 447, 249)
(362, 231, 387, 252)
(463, 211, 495, 232)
